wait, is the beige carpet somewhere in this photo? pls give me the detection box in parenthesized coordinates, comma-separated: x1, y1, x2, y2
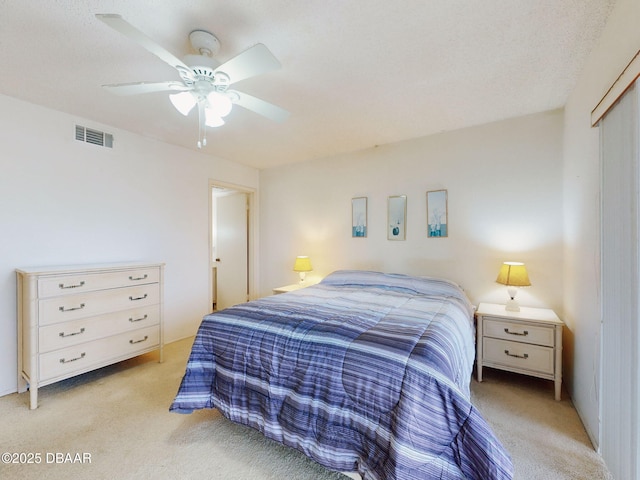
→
(0, 337, 611, 479)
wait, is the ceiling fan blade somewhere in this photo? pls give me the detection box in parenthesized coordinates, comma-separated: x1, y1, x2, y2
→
(229, 90, 290, 123)
(214, 44, 281, 85)
(96, 14, 192, 78)
(102, 81, 189, 96)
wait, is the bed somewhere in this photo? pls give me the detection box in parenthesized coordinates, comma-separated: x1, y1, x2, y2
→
(170, 270, 514, 479)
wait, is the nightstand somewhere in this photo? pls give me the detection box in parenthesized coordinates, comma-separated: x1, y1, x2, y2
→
(476, 302, 564, 400)
(272, 283, 306, 294)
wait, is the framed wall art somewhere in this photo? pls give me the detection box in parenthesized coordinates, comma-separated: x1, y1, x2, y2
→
(387, 195, 407, 240)
(427, 189, 448, 237)
(351, 197, 367, 237)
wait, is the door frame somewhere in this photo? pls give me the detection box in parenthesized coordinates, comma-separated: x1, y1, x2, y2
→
(208, 179, 258, 311)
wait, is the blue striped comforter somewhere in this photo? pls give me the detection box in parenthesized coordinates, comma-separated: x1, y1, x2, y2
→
(170, 270, 513, 479)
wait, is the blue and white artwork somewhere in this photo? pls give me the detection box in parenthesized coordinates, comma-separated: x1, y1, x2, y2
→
(387, 195, 407, 240)
(352, 197, 368, 237)
(427, 190, 448, 237)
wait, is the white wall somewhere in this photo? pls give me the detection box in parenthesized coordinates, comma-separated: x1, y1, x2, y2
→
(563, 0, 640, 450)
(0, 94, 258, 396)
(259, 110, 564, 316)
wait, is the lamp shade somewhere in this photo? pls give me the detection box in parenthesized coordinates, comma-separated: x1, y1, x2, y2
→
(169, 92, 197, 116)
(206, 91, 233, 117)
(496, 262, 531, 287)
(205, 107, 225, 127)
(293, 256, 312, 272)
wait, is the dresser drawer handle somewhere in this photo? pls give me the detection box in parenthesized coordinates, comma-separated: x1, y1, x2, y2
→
(129, 335, 149, 345)
(129, 294, 148, 301)
(60, 353, 86, 364)
(59, 303, 85, 312)
(504, 350, 529, 359)
(129, 314, 148, 323)
(59, 327, 85, 338)
(504, 328, 528, 336)
(58, 281, 85, 289)
(129, 274, 148, 281)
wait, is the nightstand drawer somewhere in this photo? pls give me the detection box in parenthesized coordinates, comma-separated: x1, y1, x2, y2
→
(483, 337, 554, 375)
(483, 317, 554, 347)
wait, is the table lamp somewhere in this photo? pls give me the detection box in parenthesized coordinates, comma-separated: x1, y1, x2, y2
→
(496, 261, 531, 312)
(293, 256, 312, 284)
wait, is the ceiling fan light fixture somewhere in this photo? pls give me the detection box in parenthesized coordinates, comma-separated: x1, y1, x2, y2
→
(205, 107, 225, 127)
(206, 91, 233, 117)
(96, 14, 290, 150)
(169, 92, 197, 116)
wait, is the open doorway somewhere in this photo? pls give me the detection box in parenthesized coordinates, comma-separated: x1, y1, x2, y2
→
(209, 181, 255, 312)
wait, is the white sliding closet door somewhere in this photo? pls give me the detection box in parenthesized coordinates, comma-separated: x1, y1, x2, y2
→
(600, 79, 639, 480)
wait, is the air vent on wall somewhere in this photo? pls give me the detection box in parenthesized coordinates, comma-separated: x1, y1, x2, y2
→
(75, 125, 113, 148)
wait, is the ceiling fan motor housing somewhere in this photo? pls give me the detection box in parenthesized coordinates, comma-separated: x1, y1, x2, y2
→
(184, 30, 232, 89)
(189, 30, 220, 56)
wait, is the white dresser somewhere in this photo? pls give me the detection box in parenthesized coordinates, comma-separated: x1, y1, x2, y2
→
(16, 262, 164, 409)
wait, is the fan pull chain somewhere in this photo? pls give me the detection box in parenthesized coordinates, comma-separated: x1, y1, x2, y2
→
(197, 101, 207, 149)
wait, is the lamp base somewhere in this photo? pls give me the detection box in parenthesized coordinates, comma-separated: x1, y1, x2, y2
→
(505, 299, 520, 312)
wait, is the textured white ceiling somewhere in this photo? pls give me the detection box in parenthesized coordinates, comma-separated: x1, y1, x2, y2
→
(0, 0, 615, 169)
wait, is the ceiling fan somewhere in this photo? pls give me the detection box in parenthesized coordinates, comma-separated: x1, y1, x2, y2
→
(95, 14, 289, 148)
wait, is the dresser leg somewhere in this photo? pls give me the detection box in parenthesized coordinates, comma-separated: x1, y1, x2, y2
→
(555, 379, 561, 401)
(29, 386, 38, 410)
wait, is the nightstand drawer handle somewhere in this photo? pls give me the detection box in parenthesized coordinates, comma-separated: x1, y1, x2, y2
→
(129, 294, 148, 301)
(129, 274, 148, 281)
(129, 335, 149, 345)
(504, 350, 529, 359)
(504, 328, 528, 336)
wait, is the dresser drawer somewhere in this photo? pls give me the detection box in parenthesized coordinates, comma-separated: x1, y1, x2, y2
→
(39, 304, 160, 353)
(39, 325, 160, 382)
(39, 284, 160, 326)
(483, 317, 555, 347)
(483, 337, 554, 375)
(38, 267, 159, 298)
